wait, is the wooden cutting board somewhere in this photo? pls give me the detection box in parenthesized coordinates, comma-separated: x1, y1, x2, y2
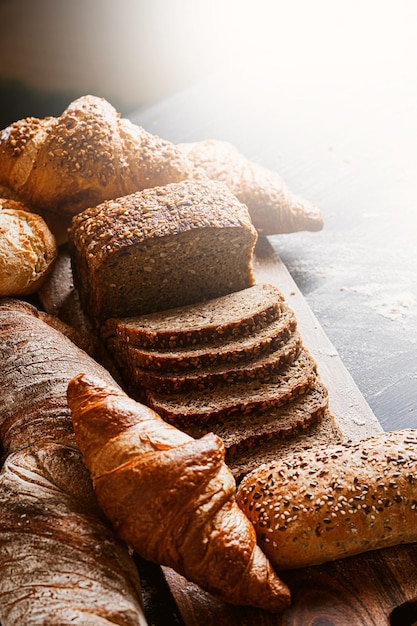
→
(157, 237, 417, 626)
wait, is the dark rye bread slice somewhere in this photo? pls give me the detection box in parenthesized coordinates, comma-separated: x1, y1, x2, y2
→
(229, 409, 344, 483)
(108, 304, 297, 372)
(128, 331, 303, 393)
(69, 179, 257, 320)
(146, 348, 318, 427)
(183, 381, 329, 457)
(100, 283, 285, 349)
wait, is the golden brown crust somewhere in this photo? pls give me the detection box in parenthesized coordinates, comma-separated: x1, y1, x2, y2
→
(0, 299, 148, 624)
(0, 442, 146, 625)
(67, 372, 291, 613)
(69, 179, 257, 320)
(179, 139, 324, 235)
(0, 95, 199, 219)
(0, 198, 57, 296)
(237, 429, 417, 569)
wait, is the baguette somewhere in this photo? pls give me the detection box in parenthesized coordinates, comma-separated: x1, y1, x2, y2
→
(67, 372, 291, 613)
(236, 429, 417, 569)
(0, 298, 148, 624)
(0, 442, 146, 626)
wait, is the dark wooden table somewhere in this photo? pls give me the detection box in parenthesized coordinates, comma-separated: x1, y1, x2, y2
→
(128, 69, 417, 625)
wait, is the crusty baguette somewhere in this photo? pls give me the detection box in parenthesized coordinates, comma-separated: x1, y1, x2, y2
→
(0, 442, 147, 626)
(236, 429, 417, 569)
(178, 139, 323, 235)
(0, 298, 116, 453)
(67, 372, 291, 613)
(0, 298, 148, 624)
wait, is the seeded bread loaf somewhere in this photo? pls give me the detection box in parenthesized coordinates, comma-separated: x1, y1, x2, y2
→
(146, 348, 318, 427)
(236, 429, 417, 569)
(69, 179, 257, 321)
(101, 283, 284, 349)
(178, 139, 323, 235)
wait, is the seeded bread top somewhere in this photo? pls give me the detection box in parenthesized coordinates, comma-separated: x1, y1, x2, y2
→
(70, 179, 256, 272)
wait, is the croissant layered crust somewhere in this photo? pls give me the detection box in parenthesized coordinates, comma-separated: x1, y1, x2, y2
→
(67, 373, 291, 613)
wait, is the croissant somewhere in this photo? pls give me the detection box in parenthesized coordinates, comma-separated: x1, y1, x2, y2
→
(178, 138, 323, 235)
(67, 372, 291, 614)
(0, 95, 199, 219)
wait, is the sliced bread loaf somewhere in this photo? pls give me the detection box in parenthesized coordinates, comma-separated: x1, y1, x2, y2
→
(109, 304, 297, 372)
(146, 348, 318, 426)
(101, 283, 284, 349)
(69, 179, 257, 320)
(183, 381, 329, 455)
(229, 409, 343, 483)
(127, 331, 303, 393)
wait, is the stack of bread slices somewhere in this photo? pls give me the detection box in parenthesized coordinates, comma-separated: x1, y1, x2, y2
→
(101, 282, 342, 481)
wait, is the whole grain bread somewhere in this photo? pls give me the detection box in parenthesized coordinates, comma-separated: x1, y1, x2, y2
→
(127, 331, 303, 393)
(69, 179, 257, 321)
(146, 348, 318, 427)
(109, 304, 297, 373)
(183, 381, 329, 458)
(230, 409, 343, 482)
(101, 283, 284, 349)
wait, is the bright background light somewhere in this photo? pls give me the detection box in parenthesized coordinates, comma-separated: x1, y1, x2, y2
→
(0, 0, 416, 114)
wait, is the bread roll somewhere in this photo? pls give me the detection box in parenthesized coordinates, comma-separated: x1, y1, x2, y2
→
(0, 198, 57, 296)
(236, 429, 417, 569)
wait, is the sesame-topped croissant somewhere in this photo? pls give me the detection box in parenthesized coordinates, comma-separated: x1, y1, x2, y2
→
(0, 95, 199, 219)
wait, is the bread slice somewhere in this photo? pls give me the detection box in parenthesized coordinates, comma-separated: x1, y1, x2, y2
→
(101, 283, 284, 349)
(109, 304, 297, 372)
(128, 331, 303, 393)
(230, 409, 344, 483)
(69, 179, 257, 320)
(183, 381, 329, 455)
(146, 348, 318, 426)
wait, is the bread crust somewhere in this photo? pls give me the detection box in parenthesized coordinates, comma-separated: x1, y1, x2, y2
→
(237, 429, 417, 569)
(179, 139, 323, 235)
(0, 95, 198, 218)
(0, 198, 57, 296)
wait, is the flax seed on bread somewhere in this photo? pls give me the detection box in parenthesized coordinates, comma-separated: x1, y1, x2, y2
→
(101, 283, 284, 349)
(69, 179, 257, 321)
(236, 429, 417, 568)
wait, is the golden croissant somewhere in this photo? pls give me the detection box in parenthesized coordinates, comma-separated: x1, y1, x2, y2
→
(0, 95, 198, 218)
(179, 138, 323, 235)
(67, 372, 291, 613)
